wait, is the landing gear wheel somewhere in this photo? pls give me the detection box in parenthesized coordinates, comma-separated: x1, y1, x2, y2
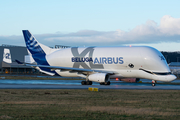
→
(100, 81, 110, 85)
(86, 81, 93, 85)
(81, 81, 93, 85)
(107, 81, 110, 85)
(105, 81, 111, 85)
(89, 81, 92, 85)
(81, 81, 86, 85)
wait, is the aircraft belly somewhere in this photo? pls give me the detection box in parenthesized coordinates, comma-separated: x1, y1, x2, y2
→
(116, 70, 140, 78)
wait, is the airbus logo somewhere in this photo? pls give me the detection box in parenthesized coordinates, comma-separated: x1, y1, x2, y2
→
(72, 57, 124, 64)
(71, 47, 124, 69)
(94, 57, 123, 64)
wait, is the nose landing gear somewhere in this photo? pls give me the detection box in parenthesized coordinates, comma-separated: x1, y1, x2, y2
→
(152, 80, 156, 87)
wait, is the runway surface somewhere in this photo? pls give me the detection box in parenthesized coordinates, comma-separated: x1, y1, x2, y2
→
(0, 79, 180, 90)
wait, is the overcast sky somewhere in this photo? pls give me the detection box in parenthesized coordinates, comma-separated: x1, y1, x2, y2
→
(1, 0, 180, 51)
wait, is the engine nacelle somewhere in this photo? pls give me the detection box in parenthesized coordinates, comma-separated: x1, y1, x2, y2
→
(88, 73, 109, 83)
(120, 78, 140, 83)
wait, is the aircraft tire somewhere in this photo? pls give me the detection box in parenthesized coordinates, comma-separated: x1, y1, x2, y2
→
(107, 81, 110, 85)
(81, 81, 87, 85)
(152, 83, 155, 87)
(86, 81, 92, 85)
(89, 81, 92, 85)
(105, 81, 110, 85)
(100, 83, 104, 85)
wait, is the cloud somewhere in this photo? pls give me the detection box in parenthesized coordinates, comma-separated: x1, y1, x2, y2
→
(0, 35, 25, 46)
(159, 15, 180, 35)
(42, 15, 180, 46)
(1, 15, 180, 47)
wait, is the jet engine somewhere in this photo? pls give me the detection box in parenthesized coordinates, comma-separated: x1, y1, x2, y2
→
(88, 73, 109, 83)
(120, 78, 140, 83)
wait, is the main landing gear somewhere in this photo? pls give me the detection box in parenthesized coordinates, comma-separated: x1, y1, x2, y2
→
(100, 81, 111, 85)
(152, 80, 156, 87)
(81, 81, 111, 85)
(81, 75, 93, 85)
(81, 81, 92, 85)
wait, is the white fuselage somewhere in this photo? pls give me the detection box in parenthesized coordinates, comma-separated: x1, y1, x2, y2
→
(45, 46, 176, 82)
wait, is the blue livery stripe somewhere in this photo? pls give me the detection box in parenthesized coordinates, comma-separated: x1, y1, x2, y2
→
(22, 30, 58, 76)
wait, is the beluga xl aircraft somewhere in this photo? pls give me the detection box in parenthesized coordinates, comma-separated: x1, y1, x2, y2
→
(16, 30, 176, 86)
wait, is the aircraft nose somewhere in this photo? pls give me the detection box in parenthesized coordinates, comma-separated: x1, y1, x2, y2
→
(167, 75, 177, 82)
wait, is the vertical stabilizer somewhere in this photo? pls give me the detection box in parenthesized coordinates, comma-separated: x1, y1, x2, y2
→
(3, 48, 12, 63)
(22, 30, 52, 55)
(22, 30, 52, 65)
(22, 30, 56, 76)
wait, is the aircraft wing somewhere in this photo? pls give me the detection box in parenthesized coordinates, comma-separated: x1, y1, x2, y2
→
(15, 60, 115, 75)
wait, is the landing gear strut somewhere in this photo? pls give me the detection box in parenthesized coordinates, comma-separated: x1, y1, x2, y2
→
(152, 80, 156, 87)
(100, 81, 111, 85)
(81, 81, 92, 85)
(81, 75, 93, 85)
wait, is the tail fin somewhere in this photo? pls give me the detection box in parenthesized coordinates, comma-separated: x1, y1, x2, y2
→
(22, 30, 52, 65)
(22, 30, 56, 76)
(3, 48, 12, 63)
(22, 30, 52, 55)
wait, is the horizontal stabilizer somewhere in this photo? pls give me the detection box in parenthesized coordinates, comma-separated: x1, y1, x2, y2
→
(15, 59, 23, 64)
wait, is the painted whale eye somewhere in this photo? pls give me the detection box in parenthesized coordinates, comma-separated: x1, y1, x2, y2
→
(128, 63, 134, 68)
